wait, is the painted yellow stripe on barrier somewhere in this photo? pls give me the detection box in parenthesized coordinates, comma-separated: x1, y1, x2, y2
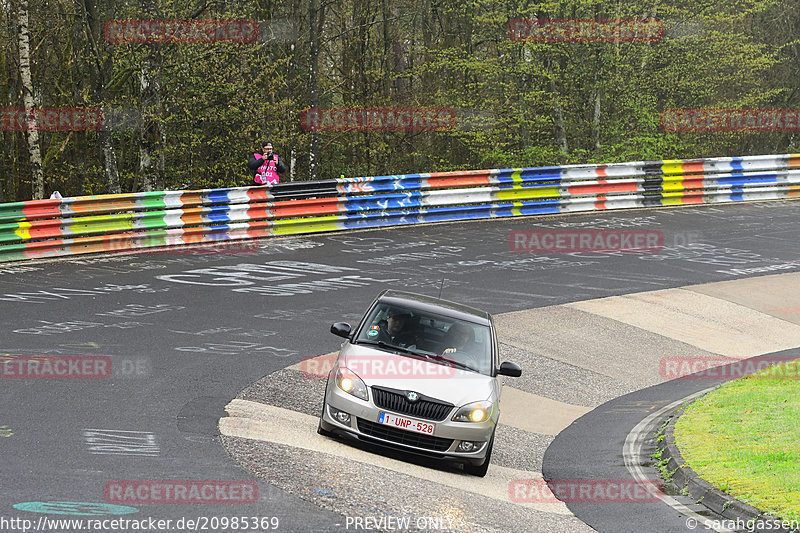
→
(511, 169, 523, 183)
(14, 222, 32, 240)
(662, 178, 686, 192)
(661, 196, 690, 206)
(661, 160, 684, 175)
(511, 201, 523, 216)
(272, 216, 340, 235)
(70, 216, 135, 234)
(496, 187, 559, 200)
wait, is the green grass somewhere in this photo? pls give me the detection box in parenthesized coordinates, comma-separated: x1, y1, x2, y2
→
(674, 360, 800, 522)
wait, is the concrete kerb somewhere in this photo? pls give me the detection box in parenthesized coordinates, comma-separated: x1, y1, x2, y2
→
(656, 402, 796, 533)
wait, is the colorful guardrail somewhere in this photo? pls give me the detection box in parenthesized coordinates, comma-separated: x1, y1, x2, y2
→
(1, 153, 799, 262)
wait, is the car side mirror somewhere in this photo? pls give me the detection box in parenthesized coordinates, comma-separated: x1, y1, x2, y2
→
(330, 322, 352, 339)
(497, 361, 522, 377)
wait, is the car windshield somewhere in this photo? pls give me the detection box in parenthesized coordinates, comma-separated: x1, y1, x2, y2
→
(355, 302, 492, 374)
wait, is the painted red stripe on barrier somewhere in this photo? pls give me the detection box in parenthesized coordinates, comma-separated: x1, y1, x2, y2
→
(596, 167, 607, 177)
(680, 176, 706, 189)
(245, 205, 272, 220)
(271, 198, 341, 217)
(246, 189, 272, 202)
(568, 182, 638, 194)
(245, 220, 272, 239)
(681, 162, 705, 173)
(69, 199, 138, 213)
(427, 175, 492, 188)
(21, 200, 62, 220)
(26, 221, 65, 240)
(680, 196, 705, 204)
(426, 169, 490, 179)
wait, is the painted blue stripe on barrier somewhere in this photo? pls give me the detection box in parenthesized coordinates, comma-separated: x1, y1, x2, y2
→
(207, 206, 233, 222)
(344, 199, 422, 211)
(207, 223, 232, 231)
(493, 205, 561, 217)
(729, 157, 744, 172)
(494, 168, 564, 180)
(206, 190, 231, 203)
(342, 191, 421, 205)
(716, 176, 777, 186)
(495, 181, 565, 190)
(340, 180, 423, 194)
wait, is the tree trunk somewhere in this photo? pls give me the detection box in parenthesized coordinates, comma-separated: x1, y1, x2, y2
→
(591, 70, 601, 151)
(78, 0, 121, 193)
(139, 44, 162, 192)
(308, 0, 322, 180)
(550, 75, 569, 158)
(16, 0, 44, 199)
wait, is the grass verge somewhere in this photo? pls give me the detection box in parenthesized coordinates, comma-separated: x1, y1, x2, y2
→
(674, 359, 800, 522)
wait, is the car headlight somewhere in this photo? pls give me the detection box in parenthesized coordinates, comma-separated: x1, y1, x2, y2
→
(336, 366, 368, 401)
(452, 400, 494, 423)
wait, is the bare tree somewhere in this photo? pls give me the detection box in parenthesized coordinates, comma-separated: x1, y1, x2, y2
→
(308, 0, 324, 180)
(76, 0, 121, 193)
(16, 0, 44, 199)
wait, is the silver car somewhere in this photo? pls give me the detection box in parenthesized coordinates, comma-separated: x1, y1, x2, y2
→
(318, 290, 522, 476)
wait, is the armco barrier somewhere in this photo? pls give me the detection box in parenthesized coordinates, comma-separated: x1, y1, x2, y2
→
(1, 153, 799, 262)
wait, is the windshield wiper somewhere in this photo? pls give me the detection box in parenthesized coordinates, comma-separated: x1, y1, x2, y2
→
(423, 353, 475, 371)
(355, 339, 420, 356)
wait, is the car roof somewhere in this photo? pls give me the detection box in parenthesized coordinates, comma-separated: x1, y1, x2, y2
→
(376, 290, 492, 326)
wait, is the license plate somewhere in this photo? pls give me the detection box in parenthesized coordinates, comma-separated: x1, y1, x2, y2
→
(377, 412, 435, 435)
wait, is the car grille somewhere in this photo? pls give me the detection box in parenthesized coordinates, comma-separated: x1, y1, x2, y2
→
(357, 418, 453, 452)
(371, 386, 454, 421)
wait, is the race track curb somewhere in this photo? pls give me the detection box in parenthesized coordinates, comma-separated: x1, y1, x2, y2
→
(658, 404, 797, 533)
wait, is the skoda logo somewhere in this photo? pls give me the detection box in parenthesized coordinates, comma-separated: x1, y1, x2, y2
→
(406, 391, 419, 403)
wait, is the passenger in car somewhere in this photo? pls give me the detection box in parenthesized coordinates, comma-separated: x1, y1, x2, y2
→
(442, 323, 480, 369)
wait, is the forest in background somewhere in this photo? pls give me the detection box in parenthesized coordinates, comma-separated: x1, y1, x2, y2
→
(1, 0, 799, 201)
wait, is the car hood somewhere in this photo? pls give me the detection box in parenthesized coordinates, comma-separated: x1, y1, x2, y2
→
(340, 343, 496, 407)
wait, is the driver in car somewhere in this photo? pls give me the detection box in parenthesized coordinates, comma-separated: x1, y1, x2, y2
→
(374, 309, 418, 348)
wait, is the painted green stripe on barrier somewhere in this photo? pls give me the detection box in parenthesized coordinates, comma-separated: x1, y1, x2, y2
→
(139, 196, 168, 209)
(140, 211, 169, 229)
(0, 204, 26, 223)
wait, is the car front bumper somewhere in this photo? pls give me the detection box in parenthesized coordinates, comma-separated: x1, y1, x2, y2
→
(321, 377, 496, 465)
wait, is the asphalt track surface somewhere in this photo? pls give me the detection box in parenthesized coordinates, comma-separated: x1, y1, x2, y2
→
(2, 200, 800, 533)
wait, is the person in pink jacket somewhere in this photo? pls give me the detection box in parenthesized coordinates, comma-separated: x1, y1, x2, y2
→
(247, 142, 286, 185)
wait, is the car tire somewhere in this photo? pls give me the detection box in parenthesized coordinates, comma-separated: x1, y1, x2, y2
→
(463, 431, 494, 477)
(317, 381, 336, 438)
